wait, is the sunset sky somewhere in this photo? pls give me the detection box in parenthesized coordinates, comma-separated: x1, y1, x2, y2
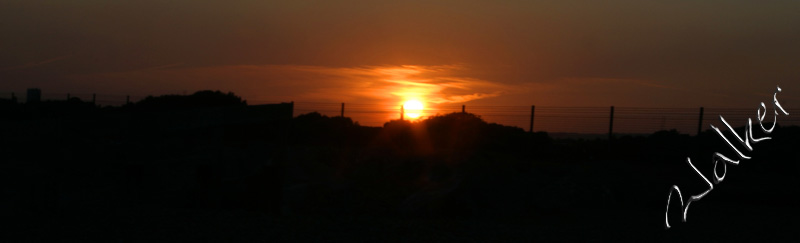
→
(2, 0, 800, 120)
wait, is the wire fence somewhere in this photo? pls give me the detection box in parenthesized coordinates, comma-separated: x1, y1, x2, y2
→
(279, 101, 800, 135)
(3, 92, 799, 135)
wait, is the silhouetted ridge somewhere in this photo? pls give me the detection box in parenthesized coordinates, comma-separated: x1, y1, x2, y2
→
(133, 90, 246, 111)
(375, 112, 550, 152)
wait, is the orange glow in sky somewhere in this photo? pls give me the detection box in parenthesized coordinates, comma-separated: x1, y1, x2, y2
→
(3, 0, 800, 127)
(403, 99, 424, 119)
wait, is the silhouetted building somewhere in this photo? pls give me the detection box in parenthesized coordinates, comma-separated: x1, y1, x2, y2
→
(27, 88, 41, 103)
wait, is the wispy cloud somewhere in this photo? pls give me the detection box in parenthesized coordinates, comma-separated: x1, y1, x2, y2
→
(65, 63, 508, 124)
(70, 64, 507, 106)
(0, 55, 70, 72)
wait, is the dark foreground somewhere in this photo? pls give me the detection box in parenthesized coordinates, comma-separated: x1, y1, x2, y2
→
(2, 93, 799, 241)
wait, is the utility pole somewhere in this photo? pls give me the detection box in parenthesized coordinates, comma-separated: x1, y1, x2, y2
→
(529, 105, 535, 133)
(608, 106, 615, 140)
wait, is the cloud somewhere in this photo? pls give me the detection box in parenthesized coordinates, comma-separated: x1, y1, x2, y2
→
(64, 63, 509, 125)
(0, 55, 70, 72)
(69, 64, 506, 106)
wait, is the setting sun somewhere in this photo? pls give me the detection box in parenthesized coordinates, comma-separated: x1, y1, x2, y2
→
(403, 100, 424, 119)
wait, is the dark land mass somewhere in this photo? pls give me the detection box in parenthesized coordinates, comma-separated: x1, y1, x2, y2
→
(2, 91, 799, 241)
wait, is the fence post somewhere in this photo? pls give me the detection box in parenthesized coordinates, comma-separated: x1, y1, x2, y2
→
(609, 106, 615, 139)
(400, 105, 404, 120)
(11, 92, 16, 103)
(462, 105, 465, 113)
(67, 93, 70, 100)
(697, 107, 704, 136)
(92, 93, 96, 105)
(341, 102, 345, 117)
(529, 105, 535, 133)
(126, 95, 130, 105)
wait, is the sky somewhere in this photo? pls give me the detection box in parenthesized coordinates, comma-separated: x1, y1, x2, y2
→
(2, 0, 800, 127)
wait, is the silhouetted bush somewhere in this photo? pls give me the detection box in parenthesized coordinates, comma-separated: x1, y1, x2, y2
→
(134, 90, 246, 111)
